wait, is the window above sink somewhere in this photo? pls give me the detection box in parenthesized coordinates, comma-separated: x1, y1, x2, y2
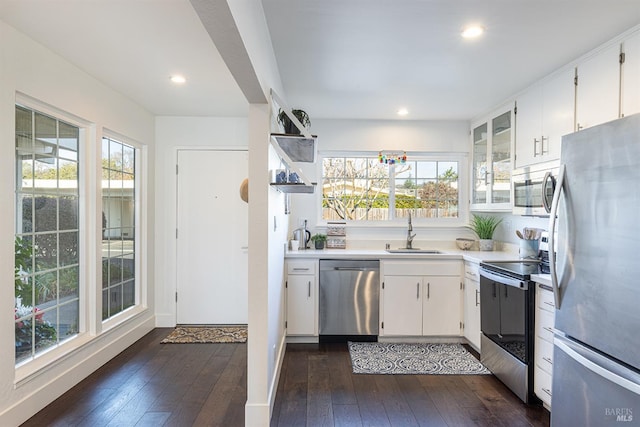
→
(320, 152, 468, 226)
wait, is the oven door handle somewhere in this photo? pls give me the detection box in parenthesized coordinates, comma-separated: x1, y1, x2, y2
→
(480, 268, 527, 290)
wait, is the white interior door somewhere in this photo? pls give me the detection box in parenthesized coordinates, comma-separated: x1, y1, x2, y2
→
(176, 150, 248, 324)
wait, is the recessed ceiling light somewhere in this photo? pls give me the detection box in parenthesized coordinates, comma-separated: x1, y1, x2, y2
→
(461, 25, 484, 39)
(170, 75, 186, 84)
(397, 108, 409, 116)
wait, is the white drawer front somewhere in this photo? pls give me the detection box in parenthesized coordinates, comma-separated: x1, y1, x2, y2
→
(383, 260, 461, 276)
(287, 260, 316, 275)
(536, 308, 555, 342)
(534, 366, 553, 406)
(536, 337, 554, 374)
(464, 261, 479, 282)
(537, 285, 556, 312)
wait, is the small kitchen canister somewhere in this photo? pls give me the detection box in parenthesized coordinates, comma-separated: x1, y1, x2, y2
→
(519, 239, 540, 259)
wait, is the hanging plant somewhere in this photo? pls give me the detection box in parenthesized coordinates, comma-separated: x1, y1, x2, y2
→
(277, 109, 311, 135)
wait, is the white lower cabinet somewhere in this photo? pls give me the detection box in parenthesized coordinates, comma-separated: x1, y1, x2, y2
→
(381, 260, 462, 337)
(463, 261, 481, 350)
(422, 276, 463, 336)
(381, 275, 423, 336)
(534, 283, 556, 408)
(285, 260, 317, 337)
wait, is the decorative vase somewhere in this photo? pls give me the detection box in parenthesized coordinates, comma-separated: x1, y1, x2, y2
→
(315, 241, 325, 250)
(478, 239, 494, 251)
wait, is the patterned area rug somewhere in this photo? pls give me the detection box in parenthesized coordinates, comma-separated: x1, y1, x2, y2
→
(348, 342, 490, 375)
(161, 325, 247, 344)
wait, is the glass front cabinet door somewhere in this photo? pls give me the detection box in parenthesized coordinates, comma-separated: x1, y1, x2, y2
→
(471, 105, 514, 211)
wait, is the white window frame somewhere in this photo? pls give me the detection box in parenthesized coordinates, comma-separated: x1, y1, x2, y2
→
(13, 94, 149, 385)
(14, 93, 93, 380)
(100, 129, 147, 332)
(317, 150, 469, 227)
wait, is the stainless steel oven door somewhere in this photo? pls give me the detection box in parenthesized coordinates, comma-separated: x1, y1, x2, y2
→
(480, 268, 528, 363)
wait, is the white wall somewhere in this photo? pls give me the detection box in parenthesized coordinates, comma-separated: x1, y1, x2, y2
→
(0, 20, 156, 425)
(153, 116, 249, 326)
(219, 2, 290, 425)
(288, 118, 475, 248)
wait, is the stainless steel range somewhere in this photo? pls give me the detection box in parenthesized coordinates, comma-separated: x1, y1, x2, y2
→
(479, 260, 540, 403)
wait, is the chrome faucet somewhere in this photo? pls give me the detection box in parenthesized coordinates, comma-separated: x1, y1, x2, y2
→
(406, 212, 416, 249)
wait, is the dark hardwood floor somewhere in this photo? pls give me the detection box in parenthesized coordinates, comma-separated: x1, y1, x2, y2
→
(21, 328, 247, 427)
(271, 343, 550, 427)
(23, 329, 549, 427)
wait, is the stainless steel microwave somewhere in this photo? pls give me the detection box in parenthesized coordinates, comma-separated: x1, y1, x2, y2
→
(512, 166, 558, 216)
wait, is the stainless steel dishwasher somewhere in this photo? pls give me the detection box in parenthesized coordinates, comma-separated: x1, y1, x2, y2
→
(319, 259, 379, 337)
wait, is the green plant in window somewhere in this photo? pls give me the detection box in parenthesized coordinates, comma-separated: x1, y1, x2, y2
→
(15, 237, 33, 306)
(15, 304, 57, 359)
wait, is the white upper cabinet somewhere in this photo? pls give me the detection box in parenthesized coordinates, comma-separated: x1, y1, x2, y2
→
(575, 43, 621, 131)
(540, 68, 576, 160)
(622, 30, 640, 118)
(471, 106, 513, 211)
(516, 67, 575, 169)
(514, 83, 543, 169)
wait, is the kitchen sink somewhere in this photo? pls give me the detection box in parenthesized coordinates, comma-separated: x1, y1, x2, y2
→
(385, 248, 442, 254)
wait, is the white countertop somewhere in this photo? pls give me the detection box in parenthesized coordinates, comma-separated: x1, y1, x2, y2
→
(531, 273, 552, 287)
(285, 247, 522, 264)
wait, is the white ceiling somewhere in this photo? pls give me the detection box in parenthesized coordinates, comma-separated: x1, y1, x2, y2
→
(2, 0, 640, 121)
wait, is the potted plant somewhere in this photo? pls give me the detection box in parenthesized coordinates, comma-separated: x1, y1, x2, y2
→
(468, 214, 502, 251)
(277, 109, 311, 135)
(310, 233, 327, 250)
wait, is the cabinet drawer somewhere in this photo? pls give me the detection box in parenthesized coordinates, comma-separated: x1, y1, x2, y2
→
(534, 366, 553, 407)
(464, 261, 480, 282)
(537, 285, 556, 312)
(383, 260, 461, 276)
(536, 308, 555, 342)
(536, 337, 554, 374)
(287, 260, 316, 275)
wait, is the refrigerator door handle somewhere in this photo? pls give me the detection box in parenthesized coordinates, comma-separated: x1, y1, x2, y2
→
(548, 164, 565, 309)
(556, 337, 640, 395)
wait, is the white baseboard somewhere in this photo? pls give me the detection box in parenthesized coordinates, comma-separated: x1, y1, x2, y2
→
(154, 313, 176, 327)
(378, 336, 466, 344)
(244, 402, 270, 427)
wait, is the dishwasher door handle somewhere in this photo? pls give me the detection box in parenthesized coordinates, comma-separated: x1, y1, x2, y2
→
(333, 267, 373, 271)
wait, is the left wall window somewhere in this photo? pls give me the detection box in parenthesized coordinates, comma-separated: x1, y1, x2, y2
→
(14, 105, 80, 364)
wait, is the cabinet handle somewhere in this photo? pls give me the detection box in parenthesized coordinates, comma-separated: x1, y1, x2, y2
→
(533, 138, 540, 157)
(475, 289, 480, 306)
(577, 123, 584, 131)
(543, 301, 555, 308)
(427, 282, 430, 299)
(542, 387, 552, 397)
(543, 326, 555, 334)
(308, 281, 311, 298)
(541, 136, 549, 154)
(417, 282, 420, 299)
(293, 268, 310, 271)
(543, 357, 553, 365)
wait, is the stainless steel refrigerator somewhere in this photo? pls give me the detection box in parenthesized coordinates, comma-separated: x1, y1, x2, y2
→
(549, 113, 640, 426)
